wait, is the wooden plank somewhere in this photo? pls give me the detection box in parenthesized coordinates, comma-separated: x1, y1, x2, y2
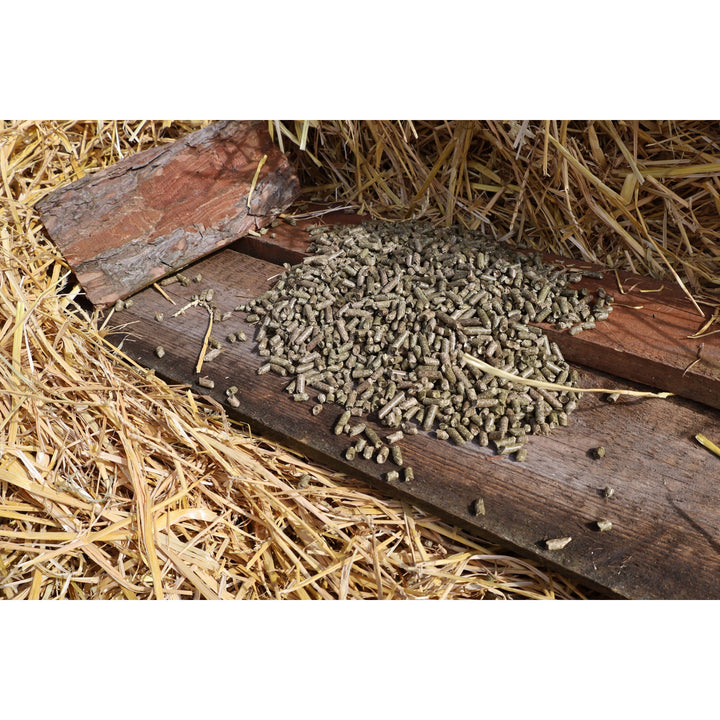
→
(106, 247, 720, 599)
(234, 216, 720, 411)
(35, 121, 300, 308)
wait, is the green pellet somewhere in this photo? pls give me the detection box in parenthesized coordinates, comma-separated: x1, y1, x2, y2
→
(334, 410, 352, 435)
(391, 445, 403, 466)
(446, 427, 466, 446)
(364, 426, 383, 449)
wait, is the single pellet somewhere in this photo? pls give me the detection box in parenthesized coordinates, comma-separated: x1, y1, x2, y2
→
(364, 426, 383, 448)
(377, 391, 406, 420)
(391, 445, 403, 466)
(348, 423, 366, 437)
(546, 537, 572, 551)
(334, 410, 352, 435)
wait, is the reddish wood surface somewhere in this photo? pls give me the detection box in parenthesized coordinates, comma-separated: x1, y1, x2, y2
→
(35, 121, 300, 308)
(235, 214, 720, 412)
(106, 245, 720, 599)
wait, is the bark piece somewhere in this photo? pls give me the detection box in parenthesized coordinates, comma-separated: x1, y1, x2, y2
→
(35, 120, 300, 307)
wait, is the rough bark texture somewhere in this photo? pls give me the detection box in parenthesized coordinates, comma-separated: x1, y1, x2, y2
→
(35, 121, 300, 307)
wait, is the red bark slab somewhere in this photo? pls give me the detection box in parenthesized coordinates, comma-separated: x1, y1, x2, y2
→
(35, 121, 300, 307)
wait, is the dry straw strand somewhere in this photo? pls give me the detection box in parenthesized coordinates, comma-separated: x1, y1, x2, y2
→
(8, 119, 718, 601)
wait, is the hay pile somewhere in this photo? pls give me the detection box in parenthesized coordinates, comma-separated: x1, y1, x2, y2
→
(278, 120, 720, 310)
(4, 119, 719, 600)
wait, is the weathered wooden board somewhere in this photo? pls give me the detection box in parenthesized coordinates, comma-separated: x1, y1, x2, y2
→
(106, 245, 720, 599)
(236, 217, 720, 411)
(35, 121, 300, 308)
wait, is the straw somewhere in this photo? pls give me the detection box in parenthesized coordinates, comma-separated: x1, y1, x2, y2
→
(9, 119, 718, 600)
(461, 354, 674, 399)
(280, 121, 720, 311)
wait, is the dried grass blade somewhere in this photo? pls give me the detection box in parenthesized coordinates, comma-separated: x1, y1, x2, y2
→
(461, 354, 673, 398)
(696, 433, 720, 459)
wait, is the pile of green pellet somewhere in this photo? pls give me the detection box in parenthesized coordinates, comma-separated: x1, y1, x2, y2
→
(239, 221, 613, 465)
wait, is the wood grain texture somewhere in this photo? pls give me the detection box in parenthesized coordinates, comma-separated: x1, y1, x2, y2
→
(35, 121, 300, 308)
(106, 247, 720, 599)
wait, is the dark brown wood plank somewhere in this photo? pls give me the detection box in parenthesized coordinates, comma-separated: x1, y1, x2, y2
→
(106, 247, 720, 599)
(36, 121, 300, 308)
(235, 215, 720, 411)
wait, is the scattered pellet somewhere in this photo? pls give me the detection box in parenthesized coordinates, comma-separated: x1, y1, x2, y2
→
(592, 446, 606, 459)
(390, 445, 403, 466)
(545, 537, 572, 551)
(154, 346, 165, 358)
(596, 519, 613, 532)
(364, 426, 383, 449)
(472, 498, 485, 516)
(197, 376, 214, 389)
(334, 410, 352, 434)
(386, 470, 399, 482)
(348, 423, 366, 437)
